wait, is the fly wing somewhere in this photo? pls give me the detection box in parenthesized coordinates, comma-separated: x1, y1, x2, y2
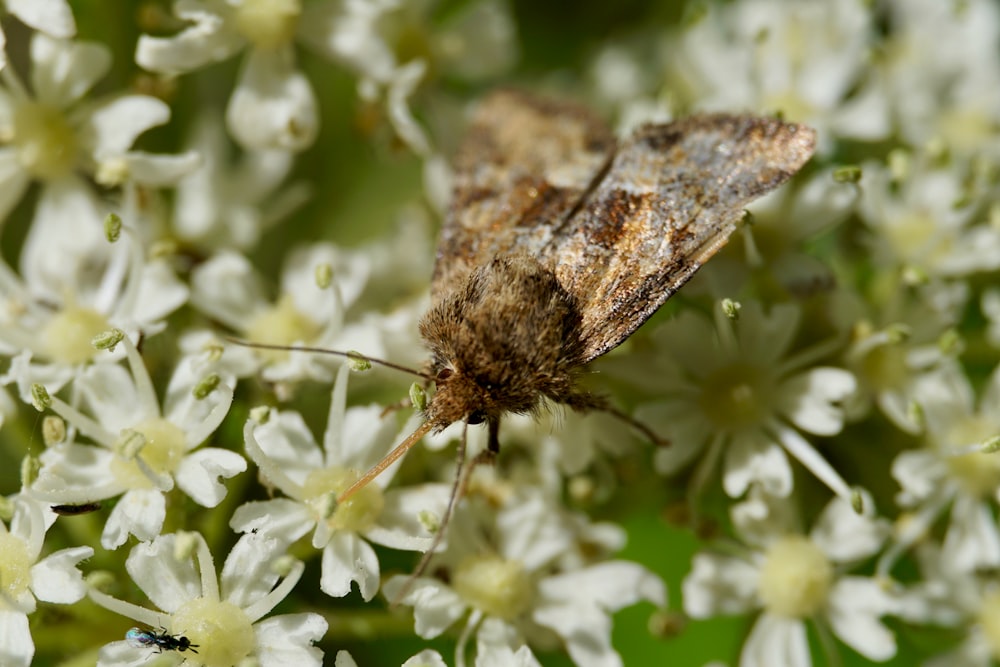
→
(431, 90, 616, 300)
(540, 114, 817, 362)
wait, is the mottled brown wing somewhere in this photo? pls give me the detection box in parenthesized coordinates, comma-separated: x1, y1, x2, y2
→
(541, 114, 816, 362)
(431, 90, 616, 299)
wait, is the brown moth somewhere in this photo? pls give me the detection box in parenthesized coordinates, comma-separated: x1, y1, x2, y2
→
(332, 90, 817, 503)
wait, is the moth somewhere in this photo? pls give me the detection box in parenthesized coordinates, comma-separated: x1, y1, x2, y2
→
(330, 90, 817, 502)
(236, 90, 816, 571)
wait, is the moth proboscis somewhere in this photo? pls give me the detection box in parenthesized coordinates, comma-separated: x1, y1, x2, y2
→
(232, 89, 816, 595)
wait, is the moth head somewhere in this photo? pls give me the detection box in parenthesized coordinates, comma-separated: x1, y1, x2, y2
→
(425, 364, 494, 428)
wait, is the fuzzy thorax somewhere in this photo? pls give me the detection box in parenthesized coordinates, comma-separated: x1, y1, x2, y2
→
(419, 256, 587, 427)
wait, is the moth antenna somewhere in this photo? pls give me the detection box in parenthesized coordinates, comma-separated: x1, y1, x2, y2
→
(337, 420, 436, 503)
(391, 419, 476, 608)
(224, 337, 432, 380)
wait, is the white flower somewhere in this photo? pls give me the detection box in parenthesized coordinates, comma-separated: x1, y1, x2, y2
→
(172, 112, 310, 250)
(135, 0, 433, 153)
(384, 490, 665, 667)
(190, 244, 379, 385)
(703, 168, 857, 297)
(857, 154, 1000, 278)
(632, 301, 856, 500)
(28, 337, 242, 549)
(891, 544, 1000, 667)
(0, 223, 189, 404)
(879, 362, 1000, 577)
(232, 364, 450, 601)
(89, 531, 326, 667)
(0, 1, 76, 69)
(880, 0, 1000, 156)
(0, 495, 93, 667)
(0, 33, 198, 229)
(845, 281, 967, 427)
(683, 490, 896, 667)
(136, 0, 318, 151)
(666, 0, 890, 148)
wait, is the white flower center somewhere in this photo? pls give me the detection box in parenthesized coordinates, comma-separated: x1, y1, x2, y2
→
(945, 416, 1000, 498)
(42, 306, 112, 364)
(858, 343, 908, 392)
(699, 362, 776, 431)
(451, 554, 533, 620)
(978, 590, 1000, 659)
(885, 212, 941, 267)
(244, 295, 322, 362)
(95, 156, 130, 187)
(12, 101, 78, 181)
(757, 536, 833, 618)
(171, 597, 255, 667)
(111, 418, 187, 488)
(0, 533, 32, 606)
(302, 466, 384, 533)
(233, 0, 302, 50)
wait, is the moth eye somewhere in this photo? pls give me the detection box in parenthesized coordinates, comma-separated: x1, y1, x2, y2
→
(467, 410, 486, 425)
(436, 368, 454, 382)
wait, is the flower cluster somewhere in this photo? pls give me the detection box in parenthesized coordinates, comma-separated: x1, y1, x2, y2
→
(0, 0, 997, 666)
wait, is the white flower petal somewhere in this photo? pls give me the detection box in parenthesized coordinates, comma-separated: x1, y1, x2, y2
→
(942, 494, 1000, 572)
(136, 16, 244, 73)
(9, 497, 45, 559)
(498, 496, 574, 571)
(254, 613, 327, 667)
(31, 443, 120, 502)
(740, 613, 809, 667)
(0, 611, 33, 667)
(335, 650, 360, 667)
(30, 34, 110, 107)
(810, 492, 889, 562)
(96, 640, 149, 667)
(230, 499, 315, 544)
(382, 576, 466, 639)
(176, 448, 246, 507)
(125, 534, 202, 612)
(20, 178, 107, 304)
(891, 449, 946, 505)
(682, 553, 759, 617)
(723, 435, 792, 498)
(189, 251, 266, 331)
(122, 150, 202, 186)
(0, 148, 31, 223)
(364, 484, 450, 552)
(7, 0, 76, 38)
(80, 95, 171, 159)
(29, 546, 93, 603)
(320, 532, 381, 601)
(475, 644, 541, 667)
(250, 410, 324, 483)
(825, 577, 897, 660)
(533, 562, 664, 667)
(539, 561, 665, 610)
(404, 649, 448, 667)
(226, 47, 318, 151)
(220, 533, 283, 608)
(77, 362, 150, 432)
(102, 489, 166, 550)
(532, 600, 616, 667)
(779, 367, 856, 436)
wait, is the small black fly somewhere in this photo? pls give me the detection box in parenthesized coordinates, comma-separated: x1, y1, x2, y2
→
(126, 627, 199, 654)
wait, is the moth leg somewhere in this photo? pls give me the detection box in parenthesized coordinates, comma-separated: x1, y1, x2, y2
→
(562, 392, 669, 447)
(391, 417, 501, 608)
